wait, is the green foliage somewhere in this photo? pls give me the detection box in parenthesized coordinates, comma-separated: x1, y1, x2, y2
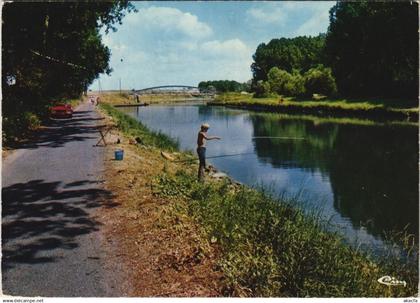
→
(100, 103, 179, 151)
(154, 170, 418, 297)
(251, 35, 326, 82)
(267, 67, 305, 97)
(253, 81, 272, 98)
(198, 80, 250, 93)
(2, 1, 135, 143)
(3, 112, 42, 143)
(23, 112, 42, 130)
(303, 65, 337, 97)
(325, 2, 418, 98)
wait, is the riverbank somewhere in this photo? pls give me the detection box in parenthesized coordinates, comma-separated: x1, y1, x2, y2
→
(98, 102, 418, 297)
(97, 91, 209, 106)
(209, 93, 419, 122)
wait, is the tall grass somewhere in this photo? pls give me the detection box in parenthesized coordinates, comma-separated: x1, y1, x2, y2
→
(155, 170, 418, 297)
(99, 103, 179, 151)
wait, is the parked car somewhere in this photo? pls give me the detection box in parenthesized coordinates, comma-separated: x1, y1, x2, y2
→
(50, 103, 73, 119)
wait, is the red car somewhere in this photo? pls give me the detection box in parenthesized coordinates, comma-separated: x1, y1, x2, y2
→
(50, 104, 73, 119)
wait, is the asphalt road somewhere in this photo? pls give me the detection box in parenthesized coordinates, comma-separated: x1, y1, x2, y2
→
(2, 102, 118, 296)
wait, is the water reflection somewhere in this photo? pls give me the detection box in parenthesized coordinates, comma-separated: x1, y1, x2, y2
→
(120, 105, 419, 251)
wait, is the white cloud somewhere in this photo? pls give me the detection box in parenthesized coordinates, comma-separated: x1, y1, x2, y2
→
(247, 6, 287, 25)
(200, 39, 251, 58)
(294, 6, 331, 36)
(247, 1, 334, 30)
(125, 6, 212, 39)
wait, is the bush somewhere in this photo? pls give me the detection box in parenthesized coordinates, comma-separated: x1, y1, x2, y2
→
(267, 67, 305, 97)
(304, 65, 337, 97)
(253, 80, 271, 98)
(22, 111, 41, 130)
(2, 112, 41, 144)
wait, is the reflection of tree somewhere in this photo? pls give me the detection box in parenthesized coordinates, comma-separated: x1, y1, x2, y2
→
(250, 114, 338, 173)
(250, 113, 419, 238)
(329, 125, 419, 236)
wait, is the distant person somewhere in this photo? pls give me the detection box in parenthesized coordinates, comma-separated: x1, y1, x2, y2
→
(197, 123, 221, 181)
(96, 96, 100, 106)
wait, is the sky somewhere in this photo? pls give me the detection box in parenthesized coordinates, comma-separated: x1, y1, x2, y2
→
(92, 1, 336, 91)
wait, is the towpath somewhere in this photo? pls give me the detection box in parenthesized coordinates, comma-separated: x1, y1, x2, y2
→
(2, 101, 121, 296)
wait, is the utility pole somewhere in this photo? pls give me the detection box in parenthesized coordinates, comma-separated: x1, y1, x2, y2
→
(98, 79, 102, 95)
(119, 78, 122, 95)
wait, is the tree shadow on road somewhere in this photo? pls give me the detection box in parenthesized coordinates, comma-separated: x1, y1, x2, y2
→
(15, 110, 106, 150)
(2, 179, 117, 271)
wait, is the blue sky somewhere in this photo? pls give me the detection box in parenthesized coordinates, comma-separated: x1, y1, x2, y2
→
(92, 1, 335, 90)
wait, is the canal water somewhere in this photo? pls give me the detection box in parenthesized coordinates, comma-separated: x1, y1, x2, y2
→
(120, 104, 419, 253)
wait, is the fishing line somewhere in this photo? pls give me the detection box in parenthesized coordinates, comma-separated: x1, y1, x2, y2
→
(252, 136, 305, 140)
(174, 152, 255, 163)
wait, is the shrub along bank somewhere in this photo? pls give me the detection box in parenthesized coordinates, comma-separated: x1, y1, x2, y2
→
(102, 103, 418, 297)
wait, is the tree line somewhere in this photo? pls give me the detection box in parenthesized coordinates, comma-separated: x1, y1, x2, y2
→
(251, 2, 418, 99)
(205, 2, 418, 101)
(2, 1, 135, 143)
(198, 80, 250, 93)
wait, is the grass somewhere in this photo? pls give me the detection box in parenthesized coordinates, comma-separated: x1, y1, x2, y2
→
(154, 170, 418, 297)
(102, 103, 418, 297)
(96, 91, 207, 106)
(211, 93, 418, 121)
(250, 112, 418, 128)
(99, 102, 179, 151)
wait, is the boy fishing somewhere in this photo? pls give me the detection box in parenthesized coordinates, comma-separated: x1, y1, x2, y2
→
(197, 123, 221, 181)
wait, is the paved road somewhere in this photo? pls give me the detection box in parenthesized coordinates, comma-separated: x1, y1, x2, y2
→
(2, 102, 117, 296)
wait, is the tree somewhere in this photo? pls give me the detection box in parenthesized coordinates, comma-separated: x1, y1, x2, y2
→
(325, 2, 418, 98)
(304, 65, 337, 97)
(251, 35, 325, 82)
(2, 1, 135, 141)
(253, 80, 271, 98)
(267, 67, 305, 97)
(198, 80, 249, 93)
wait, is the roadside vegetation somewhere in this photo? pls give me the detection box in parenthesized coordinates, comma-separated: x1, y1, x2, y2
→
(2, 1, 135, 145)
(102, 102, 418, 297)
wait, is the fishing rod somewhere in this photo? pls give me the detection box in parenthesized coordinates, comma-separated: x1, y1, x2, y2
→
(174, 152, 254, 163)
(252, 136, 305, 140)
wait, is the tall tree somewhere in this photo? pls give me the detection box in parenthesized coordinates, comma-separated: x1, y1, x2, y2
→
(2, 1, 135, 140)
(251, 35, 325, 82)
(325, 2, 418, 98)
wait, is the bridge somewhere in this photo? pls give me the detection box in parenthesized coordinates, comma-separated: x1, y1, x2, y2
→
(132, 85, 214, 95)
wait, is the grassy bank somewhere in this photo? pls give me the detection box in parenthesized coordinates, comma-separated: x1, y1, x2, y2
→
(210, 93, 418, 122)
(97, 91, 208, 106)
(101, 103, 418, 297)
(100, 103, 178, 151)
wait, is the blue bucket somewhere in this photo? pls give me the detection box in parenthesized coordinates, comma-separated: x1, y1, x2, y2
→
(115, 149, 124, 161)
